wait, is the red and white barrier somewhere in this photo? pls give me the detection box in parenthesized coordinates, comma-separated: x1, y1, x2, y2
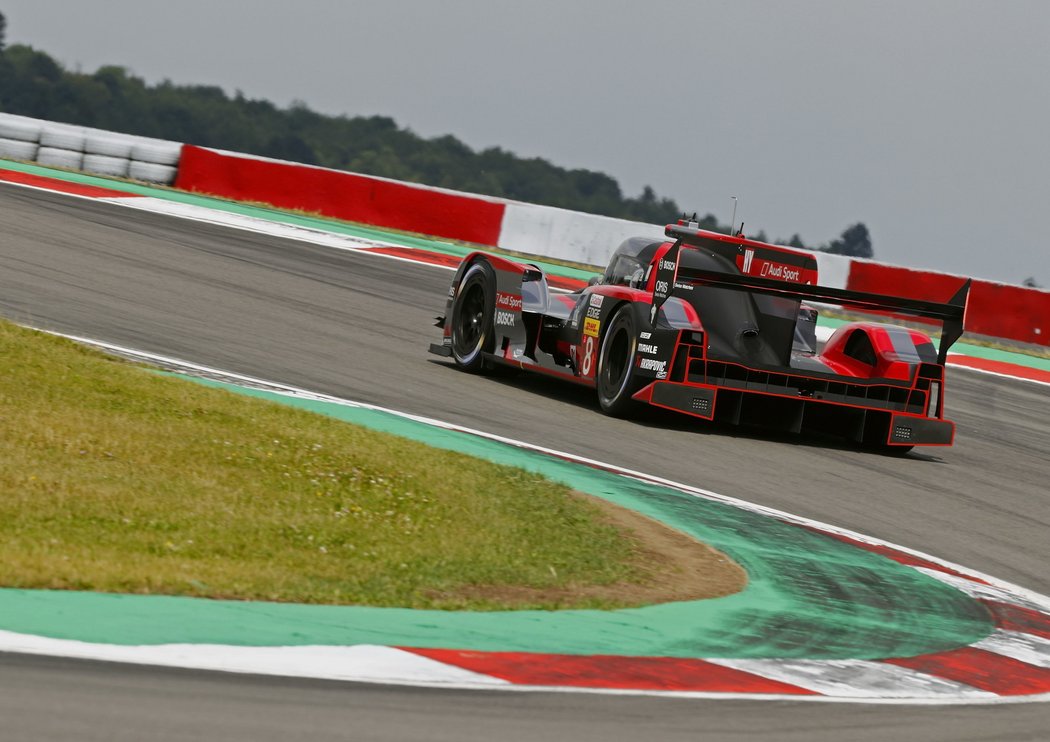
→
(175, 146, 506, 246)
(172, 144, 1050, 346)
(846, 260, 1047, 345)
(3, 116, 1045, 346)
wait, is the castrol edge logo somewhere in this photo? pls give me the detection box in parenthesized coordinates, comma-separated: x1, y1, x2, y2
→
(741, 248, 805, 283)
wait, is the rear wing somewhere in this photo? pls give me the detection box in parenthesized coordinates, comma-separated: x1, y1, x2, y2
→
(653, 226, 970, 365)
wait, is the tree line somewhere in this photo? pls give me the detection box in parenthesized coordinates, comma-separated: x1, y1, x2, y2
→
(0, 15, 872, 257)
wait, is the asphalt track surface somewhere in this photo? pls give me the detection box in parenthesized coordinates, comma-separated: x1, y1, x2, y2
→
(1, 183, 1048, 740)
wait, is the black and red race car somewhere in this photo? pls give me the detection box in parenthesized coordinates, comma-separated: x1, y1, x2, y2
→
(429, 220, 970, 450)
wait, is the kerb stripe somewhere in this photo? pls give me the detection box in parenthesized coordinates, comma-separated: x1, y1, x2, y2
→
(886, 648, 1050, 695)
(400, 648, 817, 695)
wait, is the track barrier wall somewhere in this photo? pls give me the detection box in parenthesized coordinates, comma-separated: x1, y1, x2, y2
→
(2, 113, 1046, 346)
(0, 113, 181, 184)
(174, 145, 506, 247)
(847, 261, 1048, 346)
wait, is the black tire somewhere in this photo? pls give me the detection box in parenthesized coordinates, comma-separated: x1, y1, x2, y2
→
(596, 305, 643, 416)
(450, 261, 496, 372)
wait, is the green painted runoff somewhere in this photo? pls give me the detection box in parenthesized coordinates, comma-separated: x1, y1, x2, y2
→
(0, 377, 994, 660)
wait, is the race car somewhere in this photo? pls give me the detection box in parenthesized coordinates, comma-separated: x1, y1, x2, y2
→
(429, 219, 970, 449)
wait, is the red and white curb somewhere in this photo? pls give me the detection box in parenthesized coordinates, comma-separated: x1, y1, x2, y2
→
(3, 333, 1048, 705)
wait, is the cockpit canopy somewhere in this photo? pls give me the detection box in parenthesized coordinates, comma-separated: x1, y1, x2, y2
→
(602, 237, 663, 288)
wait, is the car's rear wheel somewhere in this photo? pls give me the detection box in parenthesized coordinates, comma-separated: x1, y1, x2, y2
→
(597, 305, 643, 416)
(450, 261, 496, 372)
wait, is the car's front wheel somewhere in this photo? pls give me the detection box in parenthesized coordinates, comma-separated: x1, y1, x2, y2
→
(596, 305, 643, 416)
(450, 261, 496, 372)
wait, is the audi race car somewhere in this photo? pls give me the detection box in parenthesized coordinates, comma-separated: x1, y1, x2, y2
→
(429, 219, 970, 450)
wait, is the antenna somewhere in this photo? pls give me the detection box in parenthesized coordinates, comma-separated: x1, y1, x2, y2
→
(728, 196, 738, 236)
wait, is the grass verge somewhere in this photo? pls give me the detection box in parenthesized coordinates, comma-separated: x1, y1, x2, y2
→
(0, 321, 743, 609)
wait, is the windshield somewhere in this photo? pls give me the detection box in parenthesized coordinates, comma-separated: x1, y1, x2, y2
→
(604, 254, 645, 287)
(603, 237, 662, 287)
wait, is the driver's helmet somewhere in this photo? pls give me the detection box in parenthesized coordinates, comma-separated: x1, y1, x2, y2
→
(602, 237, 663, 288)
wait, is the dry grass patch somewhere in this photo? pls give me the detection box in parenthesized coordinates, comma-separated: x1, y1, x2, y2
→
(0, 321, 744, 609)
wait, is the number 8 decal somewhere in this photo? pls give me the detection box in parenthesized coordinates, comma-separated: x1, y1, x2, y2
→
(581, 335, 595, 377)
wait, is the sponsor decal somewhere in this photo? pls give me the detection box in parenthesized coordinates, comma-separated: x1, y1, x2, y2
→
(659, 259, 676, 271)
(759, 261, 802, 282)
(739, 250, 807, 283)
(585, 306, 602, 320)
(495, 310, 515, 327)
(495, 292, 523, 311)
(640, 332, 652, 339)
(442, 336, 452, 346)
(583, 317, 600, 338)
(638, 343, 658, 355)
(639, 357, 668, 377)
(589, 294, 604, 308)
(655, 279, 670, 295)
(580, 335, 596, 376)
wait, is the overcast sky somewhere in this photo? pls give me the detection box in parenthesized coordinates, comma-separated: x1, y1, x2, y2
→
(3, 1, 1048, 285)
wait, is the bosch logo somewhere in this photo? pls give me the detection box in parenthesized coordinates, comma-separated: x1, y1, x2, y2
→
(659, 260, 676, 271)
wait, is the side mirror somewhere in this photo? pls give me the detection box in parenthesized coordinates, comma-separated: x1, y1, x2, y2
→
(587, 275, 602, 287)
